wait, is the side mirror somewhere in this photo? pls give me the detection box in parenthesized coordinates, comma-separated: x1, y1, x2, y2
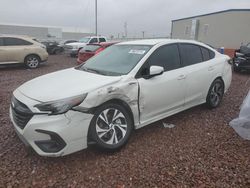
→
(143, 65, 164, 79)
(149, 66, 164, 77)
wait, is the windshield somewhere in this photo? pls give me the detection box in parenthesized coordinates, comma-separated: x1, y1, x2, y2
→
(77, 44, 152, 76)
(79, 38, 90, 43)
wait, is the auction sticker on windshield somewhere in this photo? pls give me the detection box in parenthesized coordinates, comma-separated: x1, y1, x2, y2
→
(128, 49, 146, 55)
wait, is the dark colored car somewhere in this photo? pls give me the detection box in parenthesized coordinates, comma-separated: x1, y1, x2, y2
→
(233, 43, 250, 72)
(77, 42, 118, 64)
(42, 41, 64, 55)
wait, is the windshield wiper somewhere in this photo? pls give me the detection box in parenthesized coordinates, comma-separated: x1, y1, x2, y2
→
(81, 66, 106, 75)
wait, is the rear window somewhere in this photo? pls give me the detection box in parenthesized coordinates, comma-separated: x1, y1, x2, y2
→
(179, 44, 203, 66)
(99, 38, 106, 42)
(84, 45, 101, 52)
(201, 47, 215, 61)
(4, 37, 32, 46)
(201, 47, 210, 61)
(0, 38, 3, 46)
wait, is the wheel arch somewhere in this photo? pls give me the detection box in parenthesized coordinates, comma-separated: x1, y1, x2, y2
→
(93, 98, 135, 127)
(24, 53, 41, 63)
(87, 98, 135, 144)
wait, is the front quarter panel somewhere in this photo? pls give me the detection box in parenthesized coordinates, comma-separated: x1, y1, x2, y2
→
(80, 77, 140, 127)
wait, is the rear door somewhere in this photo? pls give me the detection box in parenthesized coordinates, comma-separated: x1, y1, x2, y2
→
(0, 37, 8, 63)
(3, 37, 33, 63)
(179, 43, 216, 107)
(137, 44, 186, 123)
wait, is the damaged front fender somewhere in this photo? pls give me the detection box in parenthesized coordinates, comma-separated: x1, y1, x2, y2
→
(78, 77, 141, 127)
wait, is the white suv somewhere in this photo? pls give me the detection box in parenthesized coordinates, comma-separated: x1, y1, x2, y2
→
(0, 35, 48, 68)
(10, 39, 232, 157)
(64, 36, 107, 57)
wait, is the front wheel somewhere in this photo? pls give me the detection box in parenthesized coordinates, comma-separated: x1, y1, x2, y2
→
(206, 79, 224, 108)
(25, 55, 40, 69)
(89, 103, 133, 151)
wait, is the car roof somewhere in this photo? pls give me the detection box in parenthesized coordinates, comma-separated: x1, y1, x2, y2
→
(117, 39, 208, 46)
(0, 34, 33, 39)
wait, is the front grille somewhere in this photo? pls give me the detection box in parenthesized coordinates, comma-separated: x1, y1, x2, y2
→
(11, 97, 33, 129)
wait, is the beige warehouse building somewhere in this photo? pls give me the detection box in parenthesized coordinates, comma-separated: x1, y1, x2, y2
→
(171, 9, 250, 56)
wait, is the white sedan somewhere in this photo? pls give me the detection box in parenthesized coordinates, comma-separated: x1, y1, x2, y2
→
(10, 39, 232, 157)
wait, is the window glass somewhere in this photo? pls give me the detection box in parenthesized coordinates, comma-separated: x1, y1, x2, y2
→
(4, 37, 32, 46)
(89, 38, 98, 43)
(99, 38, 106, 42)
(209, 50, 215, 59)
(0, 38, 3, 46)
(79, 45, 152, 76)
(147, 44, 181, 71)
(201, 47, 210, 61)
(179, 44, 203, 66)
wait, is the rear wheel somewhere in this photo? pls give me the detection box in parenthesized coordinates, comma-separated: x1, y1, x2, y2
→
(25, 55, 40, 69)
(206, 79, 224, 108)
(89, 103, 133, 151)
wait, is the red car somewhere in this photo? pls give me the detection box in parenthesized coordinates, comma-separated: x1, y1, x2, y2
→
(77, 42, 118, 64)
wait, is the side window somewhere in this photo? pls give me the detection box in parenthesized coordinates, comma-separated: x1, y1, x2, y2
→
(0, 38, 3, 46)
(89, 38, 98, 44)
(209, 50, 215, 59)
(4, 37, 32, 46)
(147, 44, 181, 71)
(179, 44, 203, 66)
(99, 38, 106, 42)
(201, 47, 210, 61)
(201, 47, 215, 61)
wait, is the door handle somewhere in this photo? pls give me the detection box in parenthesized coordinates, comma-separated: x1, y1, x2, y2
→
(208, 66, 214, 71)
(177, 75, 186, 80)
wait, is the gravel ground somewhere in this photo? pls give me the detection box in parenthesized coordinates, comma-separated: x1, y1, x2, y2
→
(0, 55, 250, 187)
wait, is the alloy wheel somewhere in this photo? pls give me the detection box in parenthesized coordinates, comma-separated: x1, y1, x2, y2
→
(26, 57, 39, 68)
(96, 108, 127, 145)
(210, 82, 223, 106)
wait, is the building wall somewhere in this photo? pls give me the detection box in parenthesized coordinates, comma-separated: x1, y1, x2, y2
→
(0, 24, 93, 40)
(62, 32, 92, 40)
(172, 10, 250, 49)
(0, 25, 49, 39)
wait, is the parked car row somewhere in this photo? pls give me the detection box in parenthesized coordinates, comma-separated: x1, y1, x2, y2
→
(64, 36, 107, 57)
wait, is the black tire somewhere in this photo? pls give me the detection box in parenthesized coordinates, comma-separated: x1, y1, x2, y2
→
(233, 65, 240, 72)
(54, 49, 61, 55)
(89, 103, 133, 151)
(25, 55, 40, 69)
(206, 79, 224, 108)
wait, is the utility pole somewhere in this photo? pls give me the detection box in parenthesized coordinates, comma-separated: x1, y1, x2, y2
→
(124, 22, 127, 38)
(142, 31, 145, 39)
(95, 0, 98, 36)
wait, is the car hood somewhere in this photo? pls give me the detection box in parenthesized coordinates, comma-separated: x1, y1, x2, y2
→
(17, 68, 122, 102)
(66, 42, 86, 47)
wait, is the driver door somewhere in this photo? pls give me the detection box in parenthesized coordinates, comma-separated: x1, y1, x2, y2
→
(136, 44, 186, 124)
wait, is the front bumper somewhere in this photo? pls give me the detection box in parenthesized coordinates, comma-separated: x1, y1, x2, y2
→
(10, 91, 93, 157)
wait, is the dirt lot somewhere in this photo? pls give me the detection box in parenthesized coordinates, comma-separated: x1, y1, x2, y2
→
(0, 54, 250, 187)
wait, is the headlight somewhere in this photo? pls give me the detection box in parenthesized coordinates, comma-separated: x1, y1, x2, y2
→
(34, 94, 87, 115)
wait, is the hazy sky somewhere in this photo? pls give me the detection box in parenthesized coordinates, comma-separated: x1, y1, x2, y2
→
(0, 0, 250, 38)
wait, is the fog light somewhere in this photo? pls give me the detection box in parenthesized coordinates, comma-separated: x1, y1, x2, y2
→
(35, 129, 66, 153)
